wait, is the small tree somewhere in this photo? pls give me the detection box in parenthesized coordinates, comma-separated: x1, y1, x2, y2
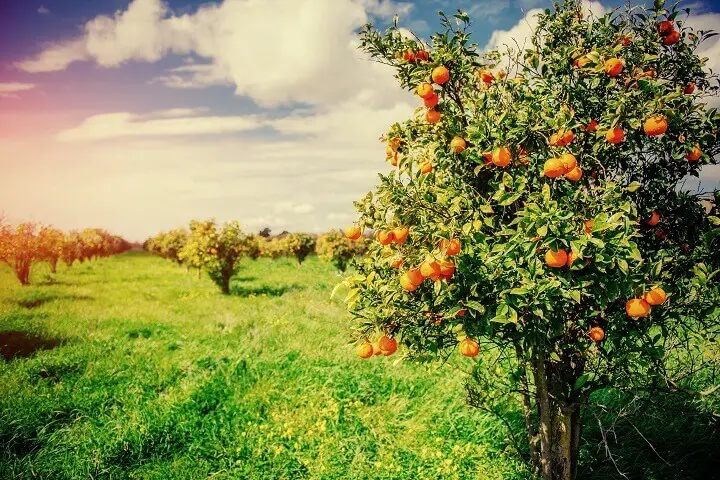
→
(0, 223, 41, 285)
(61, 231, 81, 267)
(345, 2, 720, 479)
(37, 226, 64, 273)
(316, 230, 369, 272)
(284, 233, 316, 266)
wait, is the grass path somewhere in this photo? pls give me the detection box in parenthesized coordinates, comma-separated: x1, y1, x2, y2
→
(0, 252, 529, 479)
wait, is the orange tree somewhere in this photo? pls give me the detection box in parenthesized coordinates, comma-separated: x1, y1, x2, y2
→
(37, 226, 64, 273)
(179, 219, 254, 294)
(283, 233, 317, 266)
(316, 229, 369, 272)
(61, 231, 82, 267)
(345, 2, 720, 479)
(0, 223, 41, 285)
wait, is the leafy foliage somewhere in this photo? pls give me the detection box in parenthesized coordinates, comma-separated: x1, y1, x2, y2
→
(316, 230, 369, 272)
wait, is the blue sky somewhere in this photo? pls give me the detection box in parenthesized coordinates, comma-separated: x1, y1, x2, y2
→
(1, 0, 719, 240)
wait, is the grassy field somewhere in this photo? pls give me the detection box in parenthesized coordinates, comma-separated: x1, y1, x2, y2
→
(0, 252, 530, 480)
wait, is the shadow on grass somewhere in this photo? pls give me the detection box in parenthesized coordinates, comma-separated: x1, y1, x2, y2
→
(579, 390, 720, 479)
(0, 330, 64, 361)
(233, 276, 257, 282)
(9, 293, 93, 309)
(229, 283, 301, 298)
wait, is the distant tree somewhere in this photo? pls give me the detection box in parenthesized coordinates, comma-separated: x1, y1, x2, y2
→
(61, 231, 81, 267)
(37, 226, 64, 273)
(258, 227, 272, 238)
(284, 233, 316, 266)
(316, 230, 369, 272)
(0, 223, 40, 285)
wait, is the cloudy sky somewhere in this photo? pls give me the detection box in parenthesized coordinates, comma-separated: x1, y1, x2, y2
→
(1, 0, 719, 241)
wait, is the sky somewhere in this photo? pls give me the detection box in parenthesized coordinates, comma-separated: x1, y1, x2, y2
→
(1, 0, 720, 241)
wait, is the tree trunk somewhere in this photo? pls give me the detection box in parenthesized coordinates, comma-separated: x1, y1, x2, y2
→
(516, 345, 540, 475)
(532, 352, 581, 480)
(50, 259, 58, 273)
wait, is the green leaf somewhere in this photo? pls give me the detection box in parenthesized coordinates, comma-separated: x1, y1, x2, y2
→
(574, 373, 589, 390)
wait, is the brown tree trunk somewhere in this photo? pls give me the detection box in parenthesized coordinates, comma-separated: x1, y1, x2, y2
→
(532, 352, 581, 480)
(516, 345, 540, 474)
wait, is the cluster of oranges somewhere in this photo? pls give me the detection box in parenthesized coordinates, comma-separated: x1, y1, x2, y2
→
(545, 151, 582, 182)
(658, 20, 680, 46)
(356, 335, 398, 359)
(402, 48, 430, 63)
(415, 65, 450, 125)
(626, 287, 667, 318)
(375, 227, 409, 246)
(399, 238, 461, 292)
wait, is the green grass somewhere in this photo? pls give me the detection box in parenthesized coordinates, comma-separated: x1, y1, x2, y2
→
(0, 252, 530, 480)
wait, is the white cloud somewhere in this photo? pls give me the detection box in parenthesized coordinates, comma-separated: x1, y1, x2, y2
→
(0, 83, 37, 99)
(38, 6, 50, 14)
(17, 0, 410, 108)
(274, 202, 315, 214)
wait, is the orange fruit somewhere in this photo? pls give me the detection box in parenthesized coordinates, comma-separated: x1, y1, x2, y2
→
(604, 58, 624, 77)
(400, 272, 419, 291)
(626, 298, 651, 318)
(606, 127, 624, 144)
(389, 153, 399, 166)
(450, 136, 467, 153)
(459, 338, 479, 357)
(561, 130, 575, 146)
(583, 119, 598, 132)
(438, 260, 455, 278)
(589, 327, 605, 342)
(574, 56, 592, 68)
(378, 335, 398, 356)
(647, 210, 660, 227)
(403, 49, 416, 62)
(420, 161, 433, 174)
(456, 308, 467, 317)
(566, 251, 578, 266)
(565, 166, 583, 182)
(416, 50, 429, 62)
(392, 227, 409, 244)
(644, 287, 667, 306)
(545, 249, 568, 268)
(544, 158, 565, 178)
(391, 257, 404, 269)
(426, 109, 442, 123)
(416, 82, 435, 99)
(441, 238, 461, 256)
(644, 115, 668, 136)
(658, 20, 674, 35)
(684, 82, 695, 94)
(432, 66, 450, 85)
(492, 147, 511, 167)
(356, 342, 374, 359)
(560, 153, 577, 173)
(479, 70, 494, 83)
(345, 226, 362, 240)
(686, 144, 701, 162)
(373, 342, 383, 356)
(584, 219, 594, 234)
(420, 260, 441, 279)
(423, 93, 439, 108)
(621, 35, 632, 46)
(407, 268, 424, 286)
(663, 29, 680, 45)
(377, 230, 395, 245)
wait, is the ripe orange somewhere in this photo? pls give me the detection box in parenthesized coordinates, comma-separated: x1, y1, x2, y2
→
(658, 20, 674, 35)
(626, 298, 651, 318)
(566, 251, 578, 266)
(389, 153, 399, 166)
(621, 35, 632, 46)
(416, 83, 435, 99)
(663, 29, 680, 46)
(450, 136, 467, 153)
(391, 257, 404, 269)
(378, 336, 398, 356)
(686, 144, 701, 162)
(550, 129, 574, 147)
(420, 260, 441, 279)
(482, 152, 493, 164)
(492, 147, 511, 167)
(426, 109, 442, 123)
(647, 210, 661, 227)
(456, 308, 467, 317)
(438, 259, 455, 277)
(684, 82, 695, 94)
(392, 227, 409, 244)
(432, 66, 450, 85)
(644, 115, 668, 136)
(459, 338, 479, 357)
(544, 158, 565, 178)
(604, 58, 624, 77)
(561, 130, 575, 146)
(589, 327, 605, 342)
(441, 238, 461, 256)
(416, 50, 429, 62)
(420, 161, 433, 174)
(560, 153, 577, 173)
(356, 342, 374, 359)
(565, 166, 583, 182)
(574, 56, 592, 68)
(584, 219, 594, 234)
(345, 226, 362, 240)
(400, 272, 419, 291)
(374, 342, 383, 356)
(424, 93, 439, 108)
(479, 70, 494, 83)
(407, 268, 424, 286)
(403, 49, 416, 62)
(644, 287, 667, 306)
(377, 230, 395, 245)
(583, 119, 598, 132)
(606, 127, 624, 144)
(545, 249, 568, 268)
